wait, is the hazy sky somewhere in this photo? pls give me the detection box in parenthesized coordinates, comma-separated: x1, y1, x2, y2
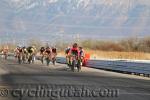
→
(0, 0, 150, 43)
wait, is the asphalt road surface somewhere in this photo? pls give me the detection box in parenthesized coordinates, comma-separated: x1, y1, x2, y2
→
(0, 58, 150, 100)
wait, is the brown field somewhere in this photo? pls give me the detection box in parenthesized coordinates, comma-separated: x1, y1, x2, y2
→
(58, 49, 150, 60)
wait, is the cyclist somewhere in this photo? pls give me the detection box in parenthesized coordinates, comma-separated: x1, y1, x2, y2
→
(51, 47, 57, 57)
(45, 46, 51, 55)
(14, 46, 20, 59)
(45, 46, 51, 66)
(65, 46, 71, 55)
(22, 46, 28, 63)
(51, 47, 57, 65)
(69, 43, 79, 56)
(17, 46, 23, 64)
(27, 46, 34, 55)
(40, 47, 45, 64)
(79, 47, 85, 66)
(40, 47, 45, 55)
(69, 43, 81, 72)
(18, 46, 23, 53)
(3, 46, 9, 60)
(65, 46, 71, 66)
(27, 46, 36, 64)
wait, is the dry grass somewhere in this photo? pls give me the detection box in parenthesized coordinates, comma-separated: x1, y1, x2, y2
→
(86, 50, 150, 60)
(58, 50, 150, 60)
(80, 37, 150, 53)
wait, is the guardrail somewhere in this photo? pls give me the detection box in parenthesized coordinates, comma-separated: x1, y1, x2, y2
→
(56, 57, 150, 77)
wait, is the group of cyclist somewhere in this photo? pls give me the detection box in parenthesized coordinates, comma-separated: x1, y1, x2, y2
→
(13, 45, 57, 65)
(1, 42, 85, 72)
(14, 46, 36, 64)
(39, 46, 57, 66)
(65, 43, 85, 72)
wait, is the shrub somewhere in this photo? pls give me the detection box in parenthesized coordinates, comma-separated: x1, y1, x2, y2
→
(80, 37, 150, 53)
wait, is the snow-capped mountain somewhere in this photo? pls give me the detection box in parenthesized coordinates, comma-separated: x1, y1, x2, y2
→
(0, 0, 150, 43)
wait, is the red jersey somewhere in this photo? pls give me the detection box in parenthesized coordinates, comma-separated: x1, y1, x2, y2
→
(69, 47, 79, 56)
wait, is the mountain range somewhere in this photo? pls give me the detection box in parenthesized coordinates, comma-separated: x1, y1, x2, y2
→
(0, 0, 150, 43)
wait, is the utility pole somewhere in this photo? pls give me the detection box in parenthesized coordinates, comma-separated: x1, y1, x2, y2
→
(60, 28, 64, 47)
(46, 41, 49, 47)
(76, 33, 80, 43)
(6, 33, 9, 49)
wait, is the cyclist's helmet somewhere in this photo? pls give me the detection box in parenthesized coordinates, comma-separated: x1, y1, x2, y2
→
(73, 43, 78, 48)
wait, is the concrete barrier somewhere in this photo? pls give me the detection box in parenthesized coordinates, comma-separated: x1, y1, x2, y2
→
(56, 57, 150, 77)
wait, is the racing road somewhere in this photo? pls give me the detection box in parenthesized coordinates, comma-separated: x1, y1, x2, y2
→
(0, 58, 150, 100)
